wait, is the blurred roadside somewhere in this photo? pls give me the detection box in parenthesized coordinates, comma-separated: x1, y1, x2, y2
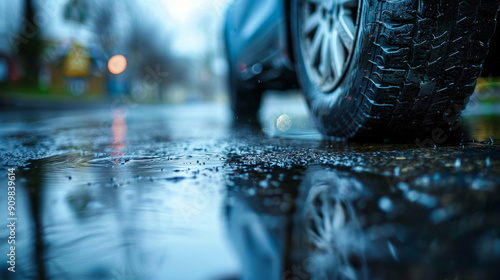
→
(0, 0, 230, 109)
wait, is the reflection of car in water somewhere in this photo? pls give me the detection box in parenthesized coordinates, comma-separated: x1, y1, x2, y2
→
(224, 0, 500, 139)
(225, 167, 371, 280)
(225, 166, 500, 279)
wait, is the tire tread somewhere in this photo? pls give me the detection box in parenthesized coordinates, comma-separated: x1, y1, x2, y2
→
(356, 0, 500, 138)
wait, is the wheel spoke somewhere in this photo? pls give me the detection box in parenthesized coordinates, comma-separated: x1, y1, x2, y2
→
(331, 30, 345, 78)
(303, 10, 322, 35)
(333, 201, 346, 230)
(319, 35, 332, 81)
(309, 25, 324, 66)
(337, 9, 356, 50)
(321, 195, 333, 236)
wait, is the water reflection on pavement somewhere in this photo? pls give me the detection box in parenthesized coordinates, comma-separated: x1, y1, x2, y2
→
(0, 99, 499, 280)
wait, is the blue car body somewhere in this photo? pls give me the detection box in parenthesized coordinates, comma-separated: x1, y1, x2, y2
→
(224, 0, 298, 89)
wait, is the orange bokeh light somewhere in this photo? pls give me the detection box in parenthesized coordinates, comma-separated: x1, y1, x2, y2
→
(108, 55, 127, 74)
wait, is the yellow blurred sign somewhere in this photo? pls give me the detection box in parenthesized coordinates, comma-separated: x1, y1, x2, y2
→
(63, 43, 91, 77)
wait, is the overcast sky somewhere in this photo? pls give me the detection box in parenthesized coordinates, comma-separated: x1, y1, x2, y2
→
(144, 0, 230, 57)
(0, 0, 231, 58)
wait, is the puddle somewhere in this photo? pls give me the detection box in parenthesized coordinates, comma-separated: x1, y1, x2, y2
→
(0, 103, 499, 279)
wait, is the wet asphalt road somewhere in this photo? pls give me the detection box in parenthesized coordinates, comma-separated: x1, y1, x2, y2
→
(0, 93, 499, 280)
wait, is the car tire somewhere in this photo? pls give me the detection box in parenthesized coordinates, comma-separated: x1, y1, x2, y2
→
(228, 64, 263, 124)
(224, 27, 264, 124)
(291, 0, 500, 139)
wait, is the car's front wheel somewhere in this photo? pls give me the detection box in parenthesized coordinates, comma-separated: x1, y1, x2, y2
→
(291, 0, 500, 139)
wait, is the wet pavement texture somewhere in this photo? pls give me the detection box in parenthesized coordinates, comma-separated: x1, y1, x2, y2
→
(0, 93, 499, 280)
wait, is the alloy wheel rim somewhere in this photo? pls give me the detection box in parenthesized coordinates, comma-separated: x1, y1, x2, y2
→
(300, 0, 360, 92)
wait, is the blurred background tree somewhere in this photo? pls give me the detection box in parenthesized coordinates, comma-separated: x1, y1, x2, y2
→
(1, 0, 225, 103)
(18, 0, 42, 85)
